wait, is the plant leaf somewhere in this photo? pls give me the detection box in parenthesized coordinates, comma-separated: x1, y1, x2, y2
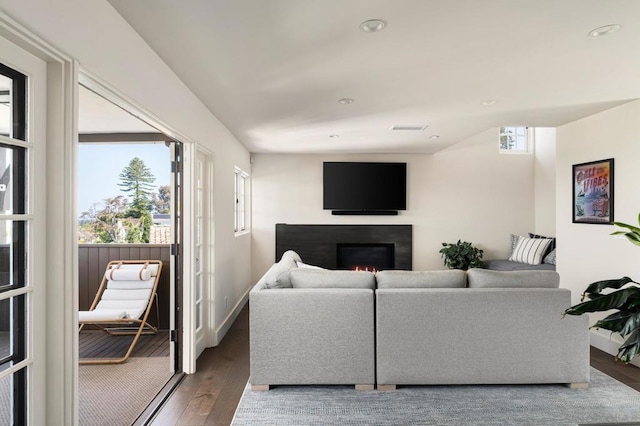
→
(583, 277, 635, 295)
(617, 329, 640, 363)
(611, 221, 640, 236)
(564, 287, 640, 315)
(621, 311, 640, 336)
(611, 220, 640, 246)
(592, 311, 633, 332)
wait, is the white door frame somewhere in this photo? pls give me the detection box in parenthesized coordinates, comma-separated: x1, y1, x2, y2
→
(0, 12, 77, 425)
(78, 72, 198, 375)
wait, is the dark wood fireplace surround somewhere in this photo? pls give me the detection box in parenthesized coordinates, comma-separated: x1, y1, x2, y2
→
(275, 224, 412, 270)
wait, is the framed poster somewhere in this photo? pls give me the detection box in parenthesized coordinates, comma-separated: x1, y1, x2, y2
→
(572, 158, 614, 224)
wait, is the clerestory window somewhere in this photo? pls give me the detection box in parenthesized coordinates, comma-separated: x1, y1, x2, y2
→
(499, 126, 529, 153)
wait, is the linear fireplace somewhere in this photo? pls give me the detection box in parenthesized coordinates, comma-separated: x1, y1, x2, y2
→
(275, 224, 412, 270)
(337, 243, 395, 270)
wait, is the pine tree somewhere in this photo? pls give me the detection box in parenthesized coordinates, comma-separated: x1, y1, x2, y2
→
(151, 184, 171, 214)
(118, 157, 156, 218)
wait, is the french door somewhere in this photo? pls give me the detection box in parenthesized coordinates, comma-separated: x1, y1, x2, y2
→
(194, 149, 213, 358)
(0, 35, 46, 425)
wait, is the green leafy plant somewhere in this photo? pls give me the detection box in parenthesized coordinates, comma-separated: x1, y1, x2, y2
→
(564, 213, 640, 363)
(439, 240, 484, 270)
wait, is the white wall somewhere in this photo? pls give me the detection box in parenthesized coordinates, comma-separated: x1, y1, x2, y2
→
(533, 127, 557, 236)
(251, 128, 536, 282)
(1, 1, 252, 341)
(556, 99, 640, 360)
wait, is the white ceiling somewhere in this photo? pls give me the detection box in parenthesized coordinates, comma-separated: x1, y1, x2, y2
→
(107, 0, 640, 154)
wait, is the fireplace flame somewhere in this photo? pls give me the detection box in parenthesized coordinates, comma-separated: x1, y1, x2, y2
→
(353, 265, 379, 273)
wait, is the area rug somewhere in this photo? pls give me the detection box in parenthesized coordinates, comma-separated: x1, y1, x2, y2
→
(79, 356, 173, 426)
(231, 369, 640, 426)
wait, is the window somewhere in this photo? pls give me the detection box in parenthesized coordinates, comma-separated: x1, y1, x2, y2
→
(234, 167, 248, 233)
(499, 127, 529, 153)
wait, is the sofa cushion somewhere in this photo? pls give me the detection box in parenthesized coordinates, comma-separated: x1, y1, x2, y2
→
(376, 270, 466, 289)
(289, 269, 376, 289)
(467, 268, 560, 288)
(509, 236, 553, 265)
(264, 250, 301, 289)
(483, 259, 556, 271)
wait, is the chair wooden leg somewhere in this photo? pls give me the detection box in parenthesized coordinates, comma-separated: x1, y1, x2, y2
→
(79, 321, 150, 365)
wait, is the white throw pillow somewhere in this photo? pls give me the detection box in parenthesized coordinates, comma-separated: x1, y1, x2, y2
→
(264, 250, 301, 288)
(509, 236, 553, 266)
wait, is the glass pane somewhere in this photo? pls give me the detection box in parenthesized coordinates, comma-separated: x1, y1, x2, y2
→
(195, 217, 201, 245)
(196, 245, 202, 274)
(0, 74, 11, 138)
(195, 273, 201, 300)
(0, 372, 13, 422)
(195, 303, 201, 330)
(0, 294, 26, 373)
(0, 64, 26, 142)
(0, 221, 26, 292)
(0, 144, 26, 215)
(0, 368, 26, 424)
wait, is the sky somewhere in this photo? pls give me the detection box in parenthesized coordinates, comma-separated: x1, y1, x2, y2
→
(78, 143, 171, 216)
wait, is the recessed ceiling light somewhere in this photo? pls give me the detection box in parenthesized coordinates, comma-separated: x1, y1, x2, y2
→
(329, 134, 340, 138)
(429, 135, 440, 139)
(481, 99, 498, 106)
(360, 19, 386, 33)
(588, 24, 622, 37)
(338, 98, 355, 105)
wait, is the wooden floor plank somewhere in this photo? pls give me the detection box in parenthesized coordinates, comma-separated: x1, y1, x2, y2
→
(149, 385, 199, 426)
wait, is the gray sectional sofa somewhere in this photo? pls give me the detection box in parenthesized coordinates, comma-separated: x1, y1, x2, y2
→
(249, 253, 590, 391)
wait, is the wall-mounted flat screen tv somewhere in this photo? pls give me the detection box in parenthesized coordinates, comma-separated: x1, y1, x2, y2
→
(323, 162, 407, 213)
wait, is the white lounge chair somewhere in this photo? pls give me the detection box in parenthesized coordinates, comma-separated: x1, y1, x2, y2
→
(78, 260, 163, 364)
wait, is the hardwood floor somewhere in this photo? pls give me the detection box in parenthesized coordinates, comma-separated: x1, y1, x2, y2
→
(149, 303, 640, 425)
(590, 346, 640, 392)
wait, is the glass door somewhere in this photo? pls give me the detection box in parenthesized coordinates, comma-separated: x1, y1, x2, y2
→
(0, 61, 29, 425)
(194, 149, 212, 357)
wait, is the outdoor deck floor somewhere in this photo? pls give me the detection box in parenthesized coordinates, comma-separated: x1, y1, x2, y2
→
(79, 329, 170, 359)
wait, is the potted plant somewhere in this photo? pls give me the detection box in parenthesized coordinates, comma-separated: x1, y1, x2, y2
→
(564, 213, 640, 363)
(439, 240, 484, 270)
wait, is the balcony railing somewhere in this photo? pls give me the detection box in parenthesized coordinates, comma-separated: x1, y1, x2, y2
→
(78, 244, 171, 329)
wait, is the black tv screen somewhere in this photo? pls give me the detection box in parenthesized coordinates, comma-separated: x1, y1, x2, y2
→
(323, 162, 407, 211)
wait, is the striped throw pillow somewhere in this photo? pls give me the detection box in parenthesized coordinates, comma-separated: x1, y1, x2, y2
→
(509, 236, 553, 265)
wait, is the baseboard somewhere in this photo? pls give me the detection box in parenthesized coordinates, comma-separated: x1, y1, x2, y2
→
(212, 286, 250, 346)
(590, 329, 640, 368)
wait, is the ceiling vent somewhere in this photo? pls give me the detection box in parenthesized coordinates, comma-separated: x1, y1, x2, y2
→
(390, 125, 428, 131)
